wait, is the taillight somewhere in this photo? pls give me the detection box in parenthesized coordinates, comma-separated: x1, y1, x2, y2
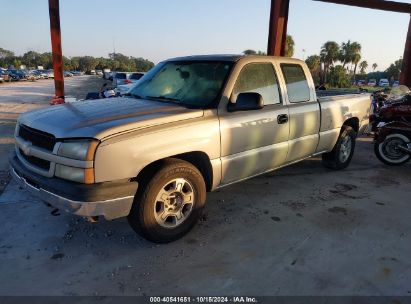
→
(124, 79, 132, 84)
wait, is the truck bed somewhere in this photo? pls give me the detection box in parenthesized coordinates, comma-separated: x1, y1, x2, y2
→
(316, 89, 370, 99)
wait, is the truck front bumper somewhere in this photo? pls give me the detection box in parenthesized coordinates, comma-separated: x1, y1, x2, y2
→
(10, 153, 138, 220)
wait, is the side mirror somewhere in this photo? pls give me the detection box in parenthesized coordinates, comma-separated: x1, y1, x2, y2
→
(227, 92, 264, 112)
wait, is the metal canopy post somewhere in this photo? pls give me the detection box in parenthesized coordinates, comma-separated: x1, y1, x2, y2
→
(48, 0, 65, 105)
(267, 0, 290, 56)
(400, 15, 411, 87)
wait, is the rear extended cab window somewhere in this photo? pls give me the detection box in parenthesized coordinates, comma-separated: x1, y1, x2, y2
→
(232, 63, 281, 105)
(281, 64, 310, 103)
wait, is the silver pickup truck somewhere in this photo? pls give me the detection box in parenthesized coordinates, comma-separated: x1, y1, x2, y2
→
(10, 55, 370, 243)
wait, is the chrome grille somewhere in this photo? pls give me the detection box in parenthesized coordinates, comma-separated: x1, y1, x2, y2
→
(18, 124, 56, 151)
(19, 148, 51, 171)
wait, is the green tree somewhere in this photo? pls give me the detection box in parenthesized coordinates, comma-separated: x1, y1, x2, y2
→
(242, 49, 266, 56)
(133, 57, 154, 72)
(70, 57, 80, 71)
(0, 47, 14, 59)
(243, 49, 257, 55)
(385, 59, 403, 80)
(305, 55, 321, 84)
(329, 65, 350, 88)
(22, 51, 41, 68)
(285, 35, 295, 57)
(359, 61, 368, 75)
(352, 53, 362, 82)
(339, 40, 352, 69)
(372, 63, 378, 71)
(78, 56, 98, 71)
(320, 41, 340, 83)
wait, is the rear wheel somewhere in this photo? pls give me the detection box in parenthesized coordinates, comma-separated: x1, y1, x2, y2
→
(374, 133, 411, 166)
(128, 159, 206, 243)
(322, 126, 356, 170)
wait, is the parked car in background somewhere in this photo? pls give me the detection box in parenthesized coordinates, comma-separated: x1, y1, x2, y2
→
(96, 70, 103, 76)
(35, 70, 49, 79)
(357, 80, 365, 86)
(379, 79, 390, 87)
(5, 70, 20, 81)
(113, 72, 131, 87)
(46, 70, 54, 79)
(70, 71, 82, 76)
(63, 71, 73, 77)
(28, 70, 41, 80)
(0, 70, 12, 82)
(7, 70, 28, 81)
(103, 69, 111, 80)
(392, 80, 400, 87)
(125, 72, 145, 84)
(368, 79, 377, 87)
(88, 70, 96, 75)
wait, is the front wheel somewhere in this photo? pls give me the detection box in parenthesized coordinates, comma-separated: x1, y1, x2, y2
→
(322, 126, 356, 170)
(128, 159, 206, 243)
(374, 133, 411, 166)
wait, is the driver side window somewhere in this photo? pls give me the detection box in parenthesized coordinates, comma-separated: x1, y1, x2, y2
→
(232, 63, 281, 106)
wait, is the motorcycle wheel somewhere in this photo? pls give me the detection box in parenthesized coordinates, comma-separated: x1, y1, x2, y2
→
(374, 133, 411, 166)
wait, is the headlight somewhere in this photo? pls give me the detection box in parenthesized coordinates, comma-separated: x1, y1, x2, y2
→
(55, 165, 94, 184)
(58, 140, 99, 160)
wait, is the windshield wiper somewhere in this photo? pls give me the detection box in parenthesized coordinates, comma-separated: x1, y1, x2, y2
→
(145, 95, 181, 103)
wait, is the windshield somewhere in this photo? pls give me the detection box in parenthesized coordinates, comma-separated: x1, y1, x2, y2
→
(116, 73, 127, 79)
(389, 85, 410, 99)
(130, 73, 144, 80)
(129, 61, 233, 108)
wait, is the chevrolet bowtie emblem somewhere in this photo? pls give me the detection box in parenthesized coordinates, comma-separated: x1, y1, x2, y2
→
(21, 142, 32, 155)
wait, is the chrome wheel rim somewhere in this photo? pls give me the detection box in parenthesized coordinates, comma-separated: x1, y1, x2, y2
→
(381, 137, 408, 161)
(154, 178, 195, 228)
(339, 136, 352, 163)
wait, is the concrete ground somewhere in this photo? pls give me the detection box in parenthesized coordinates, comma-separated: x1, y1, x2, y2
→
(0, 78, 410, 296)
(0, 76, 108, 194)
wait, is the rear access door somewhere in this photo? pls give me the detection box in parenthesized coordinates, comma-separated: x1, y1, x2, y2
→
(276, 62, 320, 163)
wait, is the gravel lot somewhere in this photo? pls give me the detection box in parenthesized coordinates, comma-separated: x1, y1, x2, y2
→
(0, 78, 410, 296)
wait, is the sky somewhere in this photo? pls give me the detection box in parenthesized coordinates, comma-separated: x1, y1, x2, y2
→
(0, 0, 410, 71)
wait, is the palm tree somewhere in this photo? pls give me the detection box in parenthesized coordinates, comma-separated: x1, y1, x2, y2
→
(305, 55, 321, 84)
(306, 55, 321, 71)
(372, 63, 378, 71)
(359, 61, 368, 74)
(320, 41, 340, 83)
(352, 53, 362, 82)
(339, 40, 352, 69)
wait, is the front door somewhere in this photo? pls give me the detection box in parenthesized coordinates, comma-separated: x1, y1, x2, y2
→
(219, 62, 290, 185)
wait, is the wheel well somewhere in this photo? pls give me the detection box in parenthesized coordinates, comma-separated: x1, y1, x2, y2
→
(134, 152, 213, 192)
(343, 117, 359, 133)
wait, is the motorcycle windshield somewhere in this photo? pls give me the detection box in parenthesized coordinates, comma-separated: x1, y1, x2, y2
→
(389, 85, 410, 99)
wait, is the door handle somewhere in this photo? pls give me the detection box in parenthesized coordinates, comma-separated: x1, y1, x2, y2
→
(277, 114, 289, 124)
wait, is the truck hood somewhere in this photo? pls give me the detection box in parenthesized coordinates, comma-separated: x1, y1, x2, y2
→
(18, 97, 204, 139)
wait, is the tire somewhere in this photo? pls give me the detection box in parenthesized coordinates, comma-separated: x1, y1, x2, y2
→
(322, 126, 356, 170)
(128, 159, 206, 243)
(374, 133, 411, 166)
